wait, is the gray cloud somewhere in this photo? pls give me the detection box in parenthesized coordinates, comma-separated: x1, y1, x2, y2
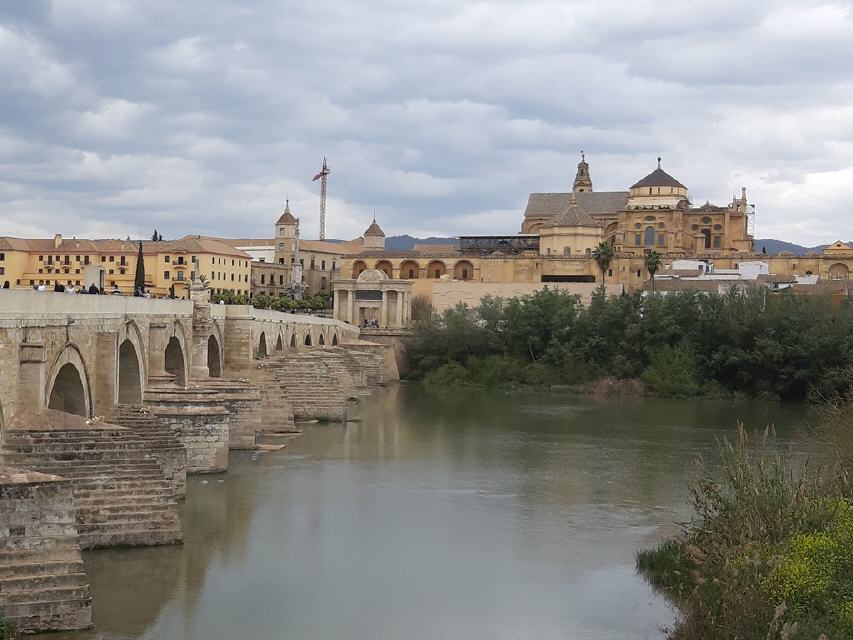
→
(0, 0, 852, 244)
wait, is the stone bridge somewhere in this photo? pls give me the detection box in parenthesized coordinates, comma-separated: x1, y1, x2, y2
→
(0, 289, 363, 427)
(0, 288, 396, 633)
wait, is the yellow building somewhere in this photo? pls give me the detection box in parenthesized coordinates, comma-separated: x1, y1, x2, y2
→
(0, 234, 251, 297)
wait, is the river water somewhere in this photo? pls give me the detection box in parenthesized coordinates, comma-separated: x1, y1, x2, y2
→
(43, 385, 815, 640)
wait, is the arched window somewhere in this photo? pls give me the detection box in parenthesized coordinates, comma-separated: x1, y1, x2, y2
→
(644, 226, 655, 246)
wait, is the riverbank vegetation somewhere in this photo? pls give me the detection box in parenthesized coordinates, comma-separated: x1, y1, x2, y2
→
(405, 287, 853, 401)
(638, 426, 853, 639)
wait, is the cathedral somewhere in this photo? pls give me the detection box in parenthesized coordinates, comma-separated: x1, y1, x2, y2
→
(523, 154, 754, 255)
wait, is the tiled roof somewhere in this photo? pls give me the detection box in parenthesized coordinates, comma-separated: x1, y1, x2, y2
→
(630, 167, 686, 189)
(276, 201, 297, 225)
(364, 220, 385, 237)
(543, 196, 598, 227)
(0, 235, 251, 258)
(524, 191, 628, 220)
(412, 243, 458, 253)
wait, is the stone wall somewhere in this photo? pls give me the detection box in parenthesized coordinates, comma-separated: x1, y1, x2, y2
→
(0, 468, 92, 633)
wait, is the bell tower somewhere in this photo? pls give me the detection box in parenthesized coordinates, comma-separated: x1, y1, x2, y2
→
(573, 151, 593, 193)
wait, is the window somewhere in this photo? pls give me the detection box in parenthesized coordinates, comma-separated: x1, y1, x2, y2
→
(109, 256, 114, 262)
(657, 234, 665, 246)
(279, 258, 284, 264)
(192, 256, 197, 264)
(38, 255, 43, 261)
(119, 268, 125, 275)
(261, 274, 266, 284)
(644, 226, 655, 246)
(321, 260, 326, 270)
(231, 259, 234, 266)
(75, 255, 80, 262)
(635, 234, 641, 245)
(278, 243, 284, 251)
(636, 270, 641, 277)
(84, 256, 90, 265)
(176, 272, 184, 281)
(310, 258, 315, 269)
(0, 267, 4, 275)
(563, 247, 571, 256)
(332, 261, 336, 271)
(713, 236, 721, 248)
(230, 274, 234, 281)
(165, 255, 170, 263)
(279, 275, 284, 285)
(101, 256, 106, 262)
(461, 269, 468, 279)
(108, 269, 114, 274)
(407, 268, 414, 278)
(608, 269, 613, 277)
(164, 270, 170, 279)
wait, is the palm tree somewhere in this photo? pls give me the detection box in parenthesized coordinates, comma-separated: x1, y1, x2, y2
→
(644, 250, 663, 292)
(591, 240, 615, 285)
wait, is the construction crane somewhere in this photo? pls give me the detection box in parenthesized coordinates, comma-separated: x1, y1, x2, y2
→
(312, 157, 331, 240)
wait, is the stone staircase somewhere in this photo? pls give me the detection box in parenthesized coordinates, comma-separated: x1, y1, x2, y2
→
(1, 427, 183, 549)
(107, 404, 188, 496)
(0, 469, 92, 633)
(255, 348, 388, 421)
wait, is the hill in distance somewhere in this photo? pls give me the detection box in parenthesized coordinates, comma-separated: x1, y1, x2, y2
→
(386, 235, 844, 256)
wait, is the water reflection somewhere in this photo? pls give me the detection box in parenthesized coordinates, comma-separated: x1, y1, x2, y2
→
(37, 387, 814, 640)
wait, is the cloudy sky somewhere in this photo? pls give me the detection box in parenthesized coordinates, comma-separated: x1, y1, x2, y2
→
(1, 0, 852, 244)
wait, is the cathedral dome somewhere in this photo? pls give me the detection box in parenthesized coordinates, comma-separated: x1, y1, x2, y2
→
(630, 159, 686, 190)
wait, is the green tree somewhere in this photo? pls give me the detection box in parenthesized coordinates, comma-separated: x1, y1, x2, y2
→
(133, 242, 146, 294)
(591, 240, 615, 284)
(644, 250, 663, 292)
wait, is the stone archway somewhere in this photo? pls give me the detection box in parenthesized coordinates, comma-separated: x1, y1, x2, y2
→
(45, 344, 92, 418)
(257, 331, 268, 358)
(352, 261, 368, 278)
(319, 333, 325, 346)
(427, 260, 447, 279)
(276, 334, 283, 352)
(375, 260, 393, 277)
(399, 260, 420, 279)
(453, 260, 474, 280)
(829, 263, 850, 280)
(207, 335, 222, 378)
(332, 333, 339, 346)
(304, 333, 312, 347)
(290, 333, 297, 348)
(48, 363, 87, 416)
(118, 339, 142, 403)
(165, 337, 186, 386)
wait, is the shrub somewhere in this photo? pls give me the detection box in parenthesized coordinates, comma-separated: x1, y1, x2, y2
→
(642, 343, 700, 398)
(638, 426, 851, 639)
(423, 362, 469, 386)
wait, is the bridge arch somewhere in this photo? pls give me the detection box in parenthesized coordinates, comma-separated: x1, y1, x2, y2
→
(163, 321, 189, 386)
(304, 333, 312, 347)
(332, 332, 339, 346)
(290, 332, 297, 349)
(117, 321, 146, 403)
(275, 333, 283, 352)
(319, 333, 325, 347)
(257, 331, 268, 358)
(207, 334, 222, 377)
(46, 344, 93, 417)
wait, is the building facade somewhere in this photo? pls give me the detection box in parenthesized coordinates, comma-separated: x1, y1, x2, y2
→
(0, 235, 251, 297)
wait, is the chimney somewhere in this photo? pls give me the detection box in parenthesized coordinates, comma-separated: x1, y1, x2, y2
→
(54, 234, 62, 248)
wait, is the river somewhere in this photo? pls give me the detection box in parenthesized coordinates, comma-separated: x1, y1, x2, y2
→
(41, 385, 815, 640)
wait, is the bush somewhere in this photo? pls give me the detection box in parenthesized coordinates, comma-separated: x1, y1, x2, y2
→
(638, 426, 851, 639)
(642, 343, 701, 398)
